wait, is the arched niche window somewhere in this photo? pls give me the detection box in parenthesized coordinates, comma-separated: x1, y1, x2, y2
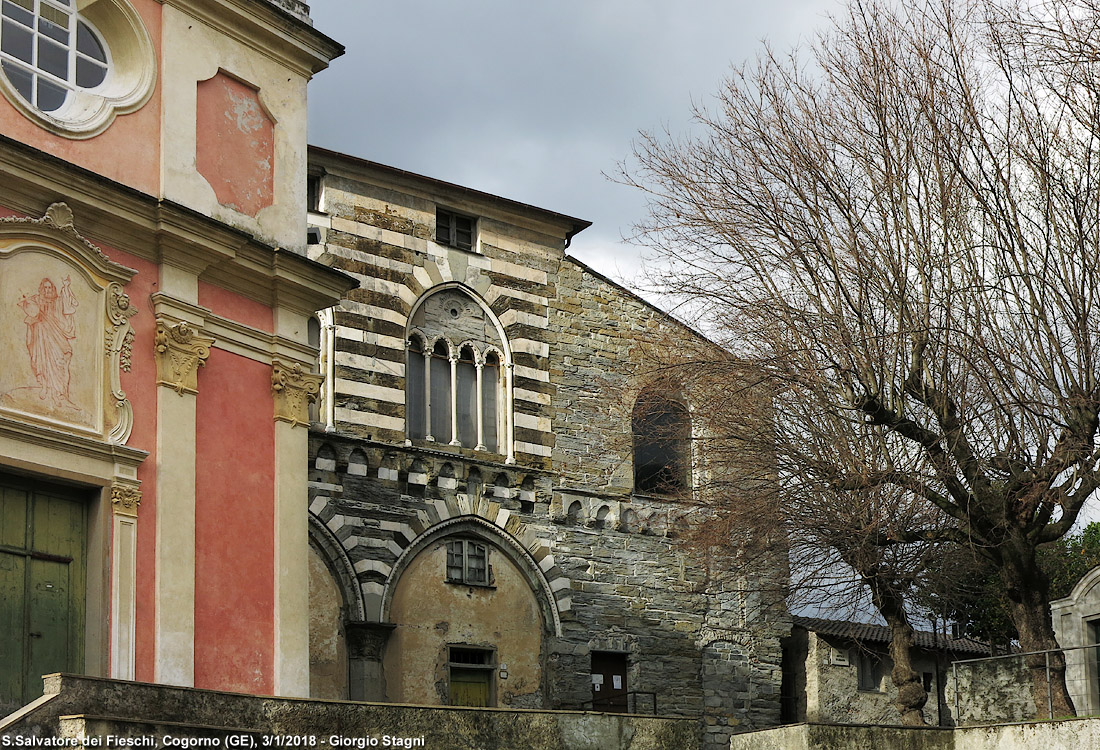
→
(307, 315, 321, 423)
(632, 392, 691, 494)
(405, 287, 511, 458)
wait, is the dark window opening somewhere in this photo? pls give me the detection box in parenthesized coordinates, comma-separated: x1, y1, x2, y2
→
(857, 652, 884, 692)
(632, 393, 690, 494)
(307, 173, 324, 213)
(436, 207, 475, 251)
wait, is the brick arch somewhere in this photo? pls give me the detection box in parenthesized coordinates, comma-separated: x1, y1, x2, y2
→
(377, 498, 571, 635)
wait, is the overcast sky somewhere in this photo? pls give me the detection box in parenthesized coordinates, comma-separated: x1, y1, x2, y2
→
(306, 0, 843, 290)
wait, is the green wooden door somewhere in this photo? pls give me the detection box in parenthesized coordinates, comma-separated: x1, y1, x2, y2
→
(0, 474, 86, 712)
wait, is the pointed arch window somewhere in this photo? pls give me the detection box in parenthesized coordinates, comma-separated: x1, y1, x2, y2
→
(632, 393, 691, 494)
(405, 288, 512, 458)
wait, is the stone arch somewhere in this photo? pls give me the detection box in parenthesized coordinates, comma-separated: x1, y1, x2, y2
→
(308, 513, 367, 622)
(314, 443, 338, 472)
(567, 500, 585, 524)
(379, 503, 569, 635)
(406, 282, 513, 367)
(347, 448, 369, 476)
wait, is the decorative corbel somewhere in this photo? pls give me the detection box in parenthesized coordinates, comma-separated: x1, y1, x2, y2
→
(111, 481, 142, 517)
(154, 319, 214, 395)
(272, 360, 322, 427)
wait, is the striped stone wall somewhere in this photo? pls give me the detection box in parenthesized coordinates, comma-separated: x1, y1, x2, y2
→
(308, 162, 566, 467)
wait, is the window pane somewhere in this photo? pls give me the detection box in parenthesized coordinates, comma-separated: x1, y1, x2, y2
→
(455, 216, 473, 250)
(38, 16, 67, 43)
(2, 2, 33, 28)
(466, 543, 486, 584)
(75, 21, 104, 61)
(456, 359, 477, 448)
(2, 59, 32, 100)
(39, 3, 68, 28)
(429, 354, 451, 442)
(75, 56, 104, 88)
(1, 19, 32, 63)
(446, 541, 464, 581)
(633, 395, 690, 493)
(481, 363, 499, 453)
(37, 37, 67, 78)
(435, 209, 452, 245)
(36, 76, 66, 110)
(406, 345, 426, 440)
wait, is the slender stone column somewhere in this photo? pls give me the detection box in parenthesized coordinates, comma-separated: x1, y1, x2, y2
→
(475, 359, 486, 451)
(449, 353, 461, 446)
(505, 361, 516, 464)
(423, 350, 434, 442)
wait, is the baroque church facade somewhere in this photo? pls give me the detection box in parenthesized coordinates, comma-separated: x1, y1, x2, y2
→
(0, 1, 788, 748)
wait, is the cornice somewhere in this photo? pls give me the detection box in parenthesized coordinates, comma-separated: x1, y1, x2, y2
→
(0, 415, 148, 470)
(151, 292, 316, 366)
(157, 0, 344, 77)
(0, 137, 354, 313)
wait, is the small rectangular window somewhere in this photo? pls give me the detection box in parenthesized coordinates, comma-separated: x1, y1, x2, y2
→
(307, 173, 324, 213)
(436, 207, 476, 251)
(448, 646, 495, 707)
(446, 539, 489, 585)
(857, 652, 884, 692)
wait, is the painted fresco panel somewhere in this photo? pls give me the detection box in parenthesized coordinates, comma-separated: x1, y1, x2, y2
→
(0, 246, 103, 433)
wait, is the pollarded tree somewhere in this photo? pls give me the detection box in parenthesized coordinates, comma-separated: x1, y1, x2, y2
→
(626, 0, 1100, 718)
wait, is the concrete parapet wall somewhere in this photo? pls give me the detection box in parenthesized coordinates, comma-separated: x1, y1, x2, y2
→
(2, 674, 696, 750)
(728, 719, 1100, 750)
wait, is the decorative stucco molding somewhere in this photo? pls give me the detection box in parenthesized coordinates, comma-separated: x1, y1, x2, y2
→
(111, 481, 142, 518)
(107, 283, 139, 442)
(272, 360, 322, 427)
(155, 320, 214, 395)
(0, 202, 139, 444)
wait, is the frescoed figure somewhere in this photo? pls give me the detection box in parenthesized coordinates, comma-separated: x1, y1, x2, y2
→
(18, 276, 79, 408)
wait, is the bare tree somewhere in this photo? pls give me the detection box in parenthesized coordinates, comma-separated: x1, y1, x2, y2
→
(625, 0, 1100, 718)
(671, 353, 949, 724)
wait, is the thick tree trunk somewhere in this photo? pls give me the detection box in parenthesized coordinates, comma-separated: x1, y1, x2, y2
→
(874, 586, 928, 725)
(999, 540, 1076, 719)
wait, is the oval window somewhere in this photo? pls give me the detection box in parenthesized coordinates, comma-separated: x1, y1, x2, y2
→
(0, 0, 154, 138)
(0, 0, 109, 113)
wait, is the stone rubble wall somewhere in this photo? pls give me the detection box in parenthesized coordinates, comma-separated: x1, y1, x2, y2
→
(306, 155, 789, 750)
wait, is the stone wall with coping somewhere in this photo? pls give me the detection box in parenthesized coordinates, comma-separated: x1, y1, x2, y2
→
(727, 718, 1100, 750)
(2, 673, 697, 750)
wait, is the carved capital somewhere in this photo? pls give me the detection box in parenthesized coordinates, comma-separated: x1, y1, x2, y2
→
(154, 319, 214, 395)
(272, 360, 322, 427)
(111, 481, 142, 517)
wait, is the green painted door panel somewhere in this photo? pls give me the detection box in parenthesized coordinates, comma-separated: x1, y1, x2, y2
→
(0, 550, 26, 708)
(0, 475, 86, 710)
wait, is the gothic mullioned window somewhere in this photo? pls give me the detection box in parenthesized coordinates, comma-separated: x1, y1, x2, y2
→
(406, 287, 512, 461)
